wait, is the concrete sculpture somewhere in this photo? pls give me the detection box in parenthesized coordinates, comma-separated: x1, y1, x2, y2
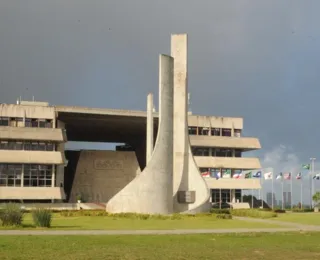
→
(171, 34, 210, 213)
(106, 54, 174, 214)
(146, 93, 154, 164)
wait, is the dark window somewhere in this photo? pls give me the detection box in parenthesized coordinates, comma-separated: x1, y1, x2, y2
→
(188, 127, 197, 135)
(211, 128, 220, 136)
(0, 141, 8, 149)
(198, 127, 209, 136)
(46, 143, 54, 151)
(25, 118, 32, 127)
(0, 164, 21, 187)
(45, 119, 53, 128)
(24, 142, 31, 150)
(15, 142, 23, 150)
(0, 117, 9, 126)
(39, 120, 46, 128)
(235, 149, 242, 157)
(222, 128, 231, 137)
(7, 141, 15, 150)
(192, 147, 209, 156)
(38, 143, 46, 151)
(31, 119, 38, 128)
(31, 142, 39, 150)
(216, 149, 232, 157)
(23, 164, 52, 187)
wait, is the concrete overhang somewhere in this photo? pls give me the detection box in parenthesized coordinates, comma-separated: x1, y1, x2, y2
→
(0, 187, 66, 200)
(0, 126, 66, 142)
(55, 106, 155, 143)
(0, 151, 66, 164)
(194, 156, 261, 169)
(204, 178, 261, 189)
(190, 135, 261, 151)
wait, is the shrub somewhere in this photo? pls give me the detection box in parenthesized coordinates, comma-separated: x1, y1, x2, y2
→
(273, 209, 286, 213)
(32, 208, 52, 228)
(292, 208, 313, 213)
(216, 213, 232, 219)
(231, 209, 277, 219)
(210, 208, 231, 214)
(0, 203, 24, 226)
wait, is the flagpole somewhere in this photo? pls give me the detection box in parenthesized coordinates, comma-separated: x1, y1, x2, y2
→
(310, 158, 316, 208)
(281, 176, 284, 210)
(290, 172, 293, 210)
(260, 175, 263, 208)
(300, 175, 303, 209)
(271, 172, 274, 210)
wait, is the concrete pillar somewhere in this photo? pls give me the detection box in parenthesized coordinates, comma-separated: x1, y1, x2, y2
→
(106, 54, 174, 214)
(171, 34, 210, 213)
(146, 93, 154, 165)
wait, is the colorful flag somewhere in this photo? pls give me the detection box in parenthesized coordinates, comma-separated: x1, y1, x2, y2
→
(302, 164, 310, 170)
(223, 169, 231, 178)
(233, 172, 242, 179)
(284, 172, 291, 180)
(276, 172, 283, 180)
(201, 171, 210, 178)
(296, 172, 302, 180)
(214, 171, 221, 180)
(313, 173, 320, 180)
(264, 172, 273, 180)
(245, 171, 252, 179)
(252, 170, 262, 178)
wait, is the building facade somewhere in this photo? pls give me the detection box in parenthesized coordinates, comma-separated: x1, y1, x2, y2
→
(0, 101, 67, 201)
(0, 100, 261, 204)
(187, 115, 261, 205)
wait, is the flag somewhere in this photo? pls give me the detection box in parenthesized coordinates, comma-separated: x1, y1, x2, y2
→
(233, 171, 242, 179)
(264, 172, 273, 180)
(284, 172, 291, 180)
(201, 171, 210, 178)
(214, 171, 221, 180)
(252, 170, 262, 178)
(313, 173, 320, 180)
(276, 172, 283, 180)
(223, 169, 231, 178)
(245, 171, 252, 179)
(302, 164, 310, 170)
(296, 172, 302, 180)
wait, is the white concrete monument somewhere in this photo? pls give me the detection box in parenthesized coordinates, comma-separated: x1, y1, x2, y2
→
(106, 54, 174, 214)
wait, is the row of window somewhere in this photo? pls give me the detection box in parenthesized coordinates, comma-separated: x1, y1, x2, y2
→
(0, 141, 55, 151)
(0, 164, 53, 187)
(199, 168, 243, 178)
(211, 189, 242, 203)
(0, 117, 53, 128)
(192, 147, 242, 157)
(188, 127, 241, 137)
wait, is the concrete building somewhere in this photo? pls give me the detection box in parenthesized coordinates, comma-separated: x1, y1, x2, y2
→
(0, 33, 261, 211)
(0, 100, 261, 205)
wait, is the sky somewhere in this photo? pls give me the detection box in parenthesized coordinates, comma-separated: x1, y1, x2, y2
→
(1, 0, 320, 200)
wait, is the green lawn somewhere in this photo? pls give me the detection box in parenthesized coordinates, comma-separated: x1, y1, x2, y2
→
(274, 213, 320, 225)
(0, 213, 284, 230)
(1, 233, 320, 259)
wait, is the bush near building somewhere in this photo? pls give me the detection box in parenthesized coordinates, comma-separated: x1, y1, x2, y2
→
(0, 203, 24, 226)
(32, 208, 52, 228)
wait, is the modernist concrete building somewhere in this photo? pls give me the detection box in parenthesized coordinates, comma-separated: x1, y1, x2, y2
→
(0, 33, 261, 210)
(0, 101, 261, 206)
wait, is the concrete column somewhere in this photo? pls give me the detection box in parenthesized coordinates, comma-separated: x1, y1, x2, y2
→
(146, 93, 154, 165)
(171, 34, 210, 213)
(52, 165, 55, 187)
(106, 54, 174, 214)
(21, 165, 24, 187)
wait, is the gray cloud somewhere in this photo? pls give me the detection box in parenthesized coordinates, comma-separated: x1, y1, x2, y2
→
(1, 0, 320, 169)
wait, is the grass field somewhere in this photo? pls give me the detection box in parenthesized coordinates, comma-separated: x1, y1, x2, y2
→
(1, 232, 320, 259)
(274, 213, 320, 226)
(0, 213, 284, 230)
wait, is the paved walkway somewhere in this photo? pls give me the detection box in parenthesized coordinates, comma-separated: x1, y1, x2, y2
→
(0, 217, 319, 236)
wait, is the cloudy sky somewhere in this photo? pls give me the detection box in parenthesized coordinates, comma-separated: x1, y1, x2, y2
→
(1, 0, 320, 190)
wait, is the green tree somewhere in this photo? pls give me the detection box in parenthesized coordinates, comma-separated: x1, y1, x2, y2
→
(312, 192, 320, 207)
